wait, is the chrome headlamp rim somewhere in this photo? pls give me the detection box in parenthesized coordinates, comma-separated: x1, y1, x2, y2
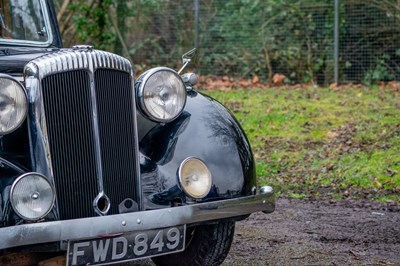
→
(10, 172, 56, 221)
(136, 67, 187, 123)
(178, 157, 213, 199)
(0, 73, 28, 135)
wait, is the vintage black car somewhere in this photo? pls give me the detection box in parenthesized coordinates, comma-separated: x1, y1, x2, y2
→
(0, 0, 274, 265)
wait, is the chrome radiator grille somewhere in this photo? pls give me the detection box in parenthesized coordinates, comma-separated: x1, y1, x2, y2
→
(26, 49, 139, 220)
(94, 69, 138, 216)
(42, 70, 98, 219)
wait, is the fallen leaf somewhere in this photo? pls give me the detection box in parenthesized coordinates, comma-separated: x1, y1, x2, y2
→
(374, 178, 382, 188)
(326, 131, 339, 139)
(252, 75, 260, 84)
(353, 84, 363, 88)
(239, 80, 250, 87)
(387, 81, 400, 90)
(329, 83, 338, 89)
(272, 73, 286, 84)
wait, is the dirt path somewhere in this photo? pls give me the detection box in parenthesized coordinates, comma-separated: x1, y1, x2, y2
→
(129, 198, 400, 266)
(223, 198, 400, 266)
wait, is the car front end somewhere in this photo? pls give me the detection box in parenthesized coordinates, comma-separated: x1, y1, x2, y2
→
(0, 1, 274, 265)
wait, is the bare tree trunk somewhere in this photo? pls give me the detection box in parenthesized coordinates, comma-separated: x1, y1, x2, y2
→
(108, 9, 130, 59)
(263, 47, 273, 83)
(114, 0, 127, 56)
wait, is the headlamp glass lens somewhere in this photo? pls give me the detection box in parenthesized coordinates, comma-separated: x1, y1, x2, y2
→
(0, 76, 27, 134)
(179, 158, 212, 199)
(11, 173, 55, 220)
(140, 68, 186, 122)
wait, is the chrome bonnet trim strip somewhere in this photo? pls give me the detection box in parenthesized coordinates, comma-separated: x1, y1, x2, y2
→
(87, 51, 106, 208)
(0, 192, 274, 250)
(24, 48, 132, 80)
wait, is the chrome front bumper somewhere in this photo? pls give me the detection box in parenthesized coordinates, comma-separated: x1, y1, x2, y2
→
(0, 189, 274, 250)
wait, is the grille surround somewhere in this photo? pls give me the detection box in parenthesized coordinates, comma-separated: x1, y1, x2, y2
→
(25, 48, 141, 220)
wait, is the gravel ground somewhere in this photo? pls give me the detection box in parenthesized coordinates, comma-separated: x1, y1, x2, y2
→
(126, 198, 400, 266)
(223, 198, 400, 266)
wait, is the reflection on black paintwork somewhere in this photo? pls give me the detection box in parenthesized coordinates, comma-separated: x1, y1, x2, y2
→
(140, 113, 191, 208)
(205, 98, 256, 194)
(139, 92, 256, 210)
(140, 112, 191, 165)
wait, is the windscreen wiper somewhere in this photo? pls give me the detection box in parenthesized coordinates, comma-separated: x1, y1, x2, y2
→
(0, 47, 59, 56)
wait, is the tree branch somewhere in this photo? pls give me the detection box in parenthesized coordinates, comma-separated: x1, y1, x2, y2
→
(57, 0, 71, 22)
(108, 9, 131, 60)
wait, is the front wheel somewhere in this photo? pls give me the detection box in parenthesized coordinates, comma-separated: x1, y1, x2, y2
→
(152, 221, 235, 266)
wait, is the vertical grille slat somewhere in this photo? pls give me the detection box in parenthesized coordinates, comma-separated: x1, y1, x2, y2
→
(95, 69, 137, 215)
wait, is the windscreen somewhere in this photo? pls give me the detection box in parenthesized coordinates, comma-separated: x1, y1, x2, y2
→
(0, 0, 49, 44)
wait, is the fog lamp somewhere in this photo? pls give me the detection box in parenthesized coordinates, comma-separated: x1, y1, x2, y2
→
(179, 157, 212, 199)
(10, 173, 55, 221)
(0, 74, 28, 135)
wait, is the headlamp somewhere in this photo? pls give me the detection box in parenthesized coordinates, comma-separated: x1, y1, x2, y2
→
(137, 67, 186, 123)
(0, 74, 28, 135)
(10, 173, 55, 221)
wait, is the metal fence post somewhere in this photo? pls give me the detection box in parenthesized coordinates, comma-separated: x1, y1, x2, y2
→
(194, 0, 199, 49)
(334, 0, 339, 84)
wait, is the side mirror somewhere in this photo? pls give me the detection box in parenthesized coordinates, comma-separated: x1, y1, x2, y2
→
(178, 48, 196, 74)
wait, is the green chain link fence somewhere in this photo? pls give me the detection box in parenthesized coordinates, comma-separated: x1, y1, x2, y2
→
(58, 0, 400, 85)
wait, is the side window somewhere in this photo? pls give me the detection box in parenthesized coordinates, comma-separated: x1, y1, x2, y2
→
(0, 0, 48, 42)
(0, 0, 12, 39)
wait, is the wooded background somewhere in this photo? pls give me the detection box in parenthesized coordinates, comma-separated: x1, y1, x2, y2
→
(55, 0, 400, 85)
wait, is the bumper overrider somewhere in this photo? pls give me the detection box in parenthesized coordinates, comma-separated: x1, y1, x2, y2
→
(0, 187, 274, 250)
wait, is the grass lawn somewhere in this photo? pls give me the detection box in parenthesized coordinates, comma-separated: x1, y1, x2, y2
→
(201, 86, 400, 202)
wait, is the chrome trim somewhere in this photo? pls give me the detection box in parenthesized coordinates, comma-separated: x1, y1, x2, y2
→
(23, 49, 138, 215)
(0, 157, 25, 174)
(25, 69, 54, 183)
(93, 192, 111, 216)
(0, 0, 54, 47)
(9, 172, 56, 221)
(0, 191, 274, 249)
(88, 52, 105, 197)
(132, 78, 143, 211)
(24, 49, 132, 80)
(260, 186, 273, 194)
(136, 67, 187, 123)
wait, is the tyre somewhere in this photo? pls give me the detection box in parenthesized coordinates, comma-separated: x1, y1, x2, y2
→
(152, 221, 235, 266)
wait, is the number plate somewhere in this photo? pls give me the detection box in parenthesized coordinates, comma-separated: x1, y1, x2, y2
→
(66, 225, 186, 266)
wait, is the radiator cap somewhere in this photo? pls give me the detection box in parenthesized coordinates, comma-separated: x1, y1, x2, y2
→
(72, 45, 93, 51)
